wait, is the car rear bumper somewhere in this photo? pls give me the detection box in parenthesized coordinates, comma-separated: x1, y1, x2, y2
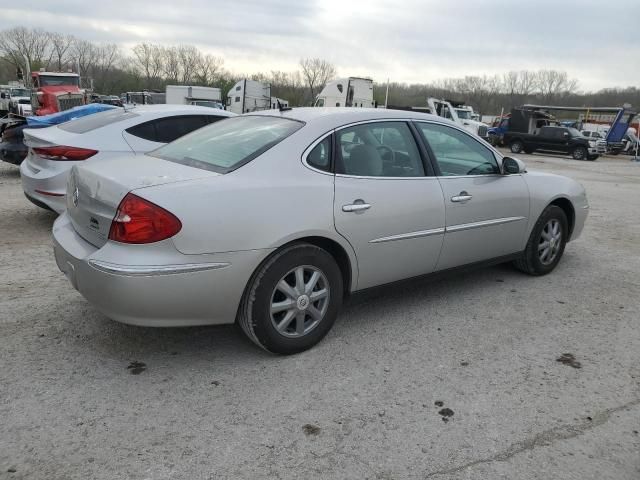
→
(20, 157, 70, 213)
(52, 212, 271, 327)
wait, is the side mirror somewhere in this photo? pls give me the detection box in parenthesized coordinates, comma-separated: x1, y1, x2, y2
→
(0, 93, 5, 99)
(502, 156, 526, 174)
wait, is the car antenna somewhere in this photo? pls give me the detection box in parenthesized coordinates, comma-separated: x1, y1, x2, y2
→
(277, 99, 291, 112)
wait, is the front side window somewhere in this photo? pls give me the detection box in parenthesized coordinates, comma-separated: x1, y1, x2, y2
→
(417, 122, 499, 176)
(151, 115, 303, 173)
(336, 122, 424, 177)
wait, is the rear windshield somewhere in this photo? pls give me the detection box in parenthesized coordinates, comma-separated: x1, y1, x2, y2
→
(151, 115, 304, 173)
(58, 109, 138, 133)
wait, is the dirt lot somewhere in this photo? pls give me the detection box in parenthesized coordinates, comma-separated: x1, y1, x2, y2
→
(1, 152, 639, 480)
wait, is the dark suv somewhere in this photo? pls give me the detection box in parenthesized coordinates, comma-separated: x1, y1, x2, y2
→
(504, 126, 601, 161)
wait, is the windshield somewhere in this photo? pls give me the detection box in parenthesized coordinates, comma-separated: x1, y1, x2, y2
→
(151, 115, 304, 173)
(193, 100, 222, 109)
(10, 88, 29, 97)
(455, 109, 472, 120)
(58, 108, 137, 133)
(38, 75, 79, 87)
(568, 127, 583, 137)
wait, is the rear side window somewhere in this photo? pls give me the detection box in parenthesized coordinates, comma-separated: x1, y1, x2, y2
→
(126, 121, 156, 141)
(126, 115, 223, 143)
(152, 115, 303, 173)
(307, 136, 331, 172)
(154, 115, 209, 143)
(58, 109, 138, 133)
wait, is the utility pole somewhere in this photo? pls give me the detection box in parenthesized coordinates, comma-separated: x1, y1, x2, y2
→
(384, 78, 389, 109)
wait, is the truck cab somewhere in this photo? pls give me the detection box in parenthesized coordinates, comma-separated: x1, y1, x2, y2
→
(314, 78, 374, 108)
(427, 98, 488, 138)
(31, 71, 84, 116)
(226, 80, 272, 114)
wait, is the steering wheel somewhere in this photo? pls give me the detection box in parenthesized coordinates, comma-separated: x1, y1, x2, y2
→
(376, 145, 395, 162)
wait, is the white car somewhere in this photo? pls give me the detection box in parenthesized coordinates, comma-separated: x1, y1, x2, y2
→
(20, 104, 234, 213)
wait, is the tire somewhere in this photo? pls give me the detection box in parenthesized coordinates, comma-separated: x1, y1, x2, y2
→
(237, 243, 344, 354)
(514, 205, 568, 276)
(572, 147, 587, 160)
(510, 140, 524, 154)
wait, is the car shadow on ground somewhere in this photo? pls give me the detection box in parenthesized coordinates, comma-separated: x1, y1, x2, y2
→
(0, 163, 21, 178)
(1, 202, 57, 234)
(79, 261, 526, 365)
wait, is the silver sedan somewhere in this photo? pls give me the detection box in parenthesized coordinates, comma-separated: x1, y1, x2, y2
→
(52, 108, 589, 354)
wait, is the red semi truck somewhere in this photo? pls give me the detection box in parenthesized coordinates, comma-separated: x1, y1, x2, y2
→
(30, 70, 85, 116)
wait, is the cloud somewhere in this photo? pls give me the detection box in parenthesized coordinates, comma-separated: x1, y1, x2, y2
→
(1, 0, 638, 90)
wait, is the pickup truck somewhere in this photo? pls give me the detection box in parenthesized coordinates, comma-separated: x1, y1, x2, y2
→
(504, 125, 603, 161)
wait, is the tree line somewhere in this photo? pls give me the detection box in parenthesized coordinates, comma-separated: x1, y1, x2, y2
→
(1, 26, 638, 115)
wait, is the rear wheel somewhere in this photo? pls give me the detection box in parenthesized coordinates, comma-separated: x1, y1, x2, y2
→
(572, 146, 587, 160)
(238, 243, 343, 354)
(514, 205, 568, 276)
(510, 140, 524, 154)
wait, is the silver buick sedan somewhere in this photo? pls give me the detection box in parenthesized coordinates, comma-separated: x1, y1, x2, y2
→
(52, 108, 588, 354)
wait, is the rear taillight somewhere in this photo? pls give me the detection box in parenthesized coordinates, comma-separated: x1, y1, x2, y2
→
(33, 146, 98, 161)
(108, 193, 182, 244)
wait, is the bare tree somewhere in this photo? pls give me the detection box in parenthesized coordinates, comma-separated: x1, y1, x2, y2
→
(0, 27, 52, 71)
(93, 43, 121, 91)
(195, 54, 224, 86)
(162, 46, 180, 84)
(536, 70, 579, 102)
(132, 43, 164, 89)
(299, 58, 336, 103)
(50, 33, 75, 70)
(178, 45, 201, 84)
(71, 38, 99, 79)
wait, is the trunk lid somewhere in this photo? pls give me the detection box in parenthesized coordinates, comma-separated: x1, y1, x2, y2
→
(66, 154, 220, 247)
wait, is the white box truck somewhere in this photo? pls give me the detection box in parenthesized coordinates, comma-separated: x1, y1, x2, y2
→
(314, 77, 374, 108)
(166, 85, 222, 109)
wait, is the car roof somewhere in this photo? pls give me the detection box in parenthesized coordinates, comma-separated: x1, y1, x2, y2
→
(123, 104, 233, 116)
(247, 107, 444, 125)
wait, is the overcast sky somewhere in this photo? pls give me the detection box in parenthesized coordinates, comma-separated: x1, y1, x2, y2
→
(2, 0, 638, 91)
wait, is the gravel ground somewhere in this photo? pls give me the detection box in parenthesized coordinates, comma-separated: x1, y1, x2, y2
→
(1, 151, 639, 480)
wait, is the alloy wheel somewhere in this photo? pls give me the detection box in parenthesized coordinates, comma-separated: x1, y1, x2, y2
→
(538, 219, 562, 265)
(270, 265, 330, 338)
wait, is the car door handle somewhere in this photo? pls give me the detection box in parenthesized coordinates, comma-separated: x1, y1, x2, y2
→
(342, 203, 371, 212)
(451, 192, 472, 203)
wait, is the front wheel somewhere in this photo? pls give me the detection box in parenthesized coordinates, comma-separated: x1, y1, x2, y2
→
(238, 243, 343, 354)
(514, 205, 568, 276)
(572, 146, 587, 160)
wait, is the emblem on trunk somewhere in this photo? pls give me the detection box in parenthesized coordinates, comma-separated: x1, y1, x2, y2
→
(72, 187, 79, 207)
